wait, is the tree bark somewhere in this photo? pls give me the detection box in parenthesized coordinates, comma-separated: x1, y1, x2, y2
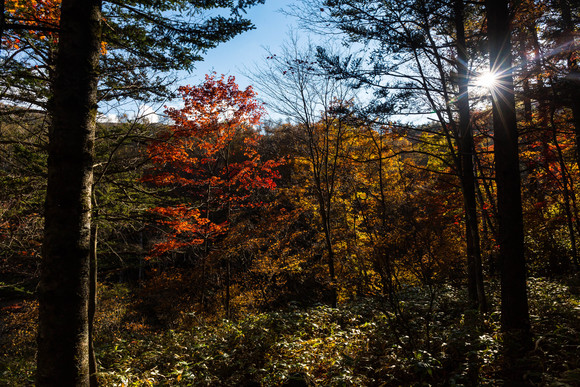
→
(225, 259, 231, 319)
(550, 112, 579, 270)
(485, 0, 531, 350)
(454, 0, 487, 313)
(314, 184, 338, 308)
(0, 1, 5, 52)
(89, 223, 98, 387)
(558, 0, 580, 171)
(36, 0, 102, 384)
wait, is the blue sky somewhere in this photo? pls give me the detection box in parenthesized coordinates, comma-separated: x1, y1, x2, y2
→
(185, 1, 298, 90)
(115, 2, 299, 123)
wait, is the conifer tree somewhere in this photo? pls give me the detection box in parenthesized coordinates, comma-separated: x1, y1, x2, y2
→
(31, 1, 265, 384)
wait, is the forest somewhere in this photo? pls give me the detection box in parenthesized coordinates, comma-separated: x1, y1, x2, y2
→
(0, 0, 579, 385)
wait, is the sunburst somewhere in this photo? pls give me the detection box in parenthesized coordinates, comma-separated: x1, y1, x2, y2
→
(475, 70, 499, 89)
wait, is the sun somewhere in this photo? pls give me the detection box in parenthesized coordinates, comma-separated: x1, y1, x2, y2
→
(475, 70, 498, 89)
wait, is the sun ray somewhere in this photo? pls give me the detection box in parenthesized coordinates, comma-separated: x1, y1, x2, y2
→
(476, 70, 499, 89)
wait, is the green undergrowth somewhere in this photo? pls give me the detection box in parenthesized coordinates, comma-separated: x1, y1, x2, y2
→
(1, 277, 579, 386)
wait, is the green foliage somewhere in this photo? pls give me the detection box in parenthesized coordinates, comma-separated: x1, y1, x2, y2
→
(0, 113, 47, 297)
(0, 300, 37, 385)
(3, 278, 578, 386)
(1, 0, 267, 108)
(93, 279, 580, 386)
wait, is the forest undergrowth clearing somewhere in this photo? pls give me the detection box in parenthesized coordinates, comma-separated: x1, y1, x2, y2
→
(1, 276, 579, 386)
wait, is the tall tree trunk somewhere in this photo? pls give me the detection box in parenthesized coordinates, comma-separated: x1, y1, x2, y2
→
(485, 0, 531, 355)
(318, 194, 337, 308)
(89, 223, 98, 387)
(309, 129, 338, 308)
(454, 0, 487, 313)
(516, 38, 532, 123)
(37, 0, 102, 384)
(225, 259, 231, 319)
(550, 112, 579, 270)
(558, 0, 580, 170)
(0, 1, 5, 51)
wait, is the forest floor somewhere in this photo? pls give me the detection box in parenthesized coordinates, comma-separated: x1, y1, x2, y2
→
(1, 276, 579, 386)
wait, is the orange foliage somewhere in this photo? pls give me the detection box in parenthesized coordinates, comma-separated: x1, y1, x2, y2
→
(3, 0, 60, 48)
(142, 74, 283, 257)
(3, 0, 107, 53)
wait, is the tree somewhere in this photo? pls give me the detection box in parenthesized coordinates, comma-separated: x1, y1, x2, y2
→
(454, 0, 487, 311)
(36, 0, 101, 384)
(555, 0, 580, 170)
(1, 0, 266, 115)
(250, 40, 357, 307)
(96, 0, 267, 103)
(33, 1, 266, 384)
(485, 0, 531, 358)
(142, 74, 281, 317)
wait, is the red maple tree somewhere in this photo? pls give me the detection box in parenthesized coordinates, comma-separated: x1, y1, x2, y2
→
(142, 74, 282, 257)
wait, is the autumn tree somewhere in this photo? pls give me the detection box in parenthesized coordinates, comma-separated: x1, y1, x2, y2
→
(1, 0, 60, 50)
(250, 39, 358, 307)
(142, 74, 281, 317)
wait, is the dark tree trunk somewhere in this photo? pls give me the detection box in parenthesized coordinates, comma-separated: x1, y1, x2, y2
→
(517, 39, 532, 123)
(0, 1, 5, 50)
(454, 0, 487, 313)
(36, 0, 102, 384)
(485, 0, 531, 352)
(317, 192, 337, 308)
(225, 259, 231, 319)
(558, 0, 580, 171)
(551, 113, 579, 270)
(89, 223, 98, 387)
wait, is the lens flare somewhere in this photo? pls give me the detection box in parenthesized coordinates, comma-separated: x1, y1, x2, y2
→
(476, 71, 498, 89)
